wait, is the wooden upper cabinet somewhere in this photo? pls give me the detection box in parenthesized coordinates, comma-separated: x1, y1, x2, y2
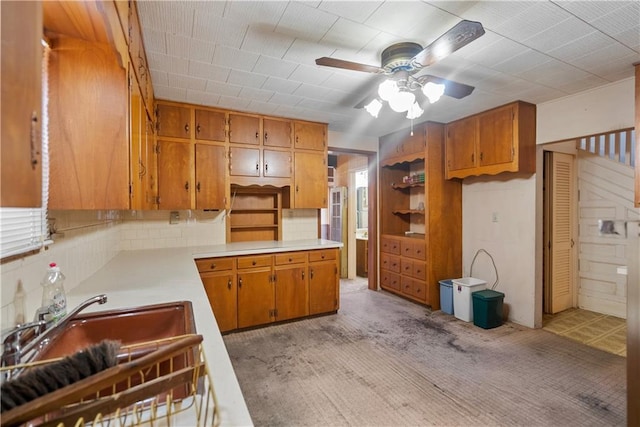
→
(445, 116, 477, 173)
(229, 113, 261, 145)
(264, 118, 292, 148)
(444, 101, 536, 179)
(263, 150, 291, 178)
(157, 104, 191, 139)
(1, 0, 42, 207)
(195, 144, 226, 210)
(294, 151, 327, 208)
(229, 147, 260, 177)
(380, 126, 426, 166)
(635, 64, 640, 208)
(157, 139, 191, 209)
(478, 104, 515, 167)
(195, 109, 225, 142)
(294, 121, 326, 151)
(49, 37, 129, 209)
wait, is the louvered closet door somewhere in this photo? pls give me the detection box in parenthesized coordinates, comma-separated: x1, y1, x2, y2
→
(549, 152, 575, 314)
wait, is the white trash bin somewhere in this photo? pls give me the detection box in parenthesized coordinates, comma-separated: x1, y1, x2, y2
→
(452, 277, 487, 322)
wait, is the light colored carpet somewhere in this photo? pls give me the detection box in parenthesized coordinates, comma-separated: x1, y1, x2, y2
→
(223, 283, 626, 426)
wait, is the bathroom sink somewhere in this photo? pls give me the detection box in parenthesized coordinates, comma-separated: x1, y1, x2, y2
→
(35, 301, 196, 361)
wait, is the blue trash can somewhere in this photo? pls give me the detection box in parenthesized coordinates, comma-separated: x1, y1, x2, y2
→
(439, 279, 454, 315)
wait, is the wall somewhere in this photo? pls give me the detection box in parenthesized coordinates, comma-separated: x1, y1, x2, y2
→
(462, 175, 537, 327)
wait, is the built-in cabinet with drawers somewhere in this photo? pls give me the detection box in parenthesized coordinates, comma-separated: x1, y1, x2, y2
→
(444, 101, 536, 179)
(379, 122, 461, 309)
(197, 248, 339, 333)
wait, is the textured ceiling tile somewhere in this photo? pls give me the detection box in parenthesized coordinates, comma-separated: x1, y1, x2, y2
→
(246, 100, 281, 115)
(147, 52, 189, 74)
(317, 1, 383, 23)
(293, 83, 327, 100)
(491, 49, 553, 76)
(253, 56, 297, 79)
(205, 80, 242, 97)
(154, 85, 188, 102)
(461, 36, 529, 68)
(213, 46, 260, 72)
(320, 18, 380, 51)
(426, 1, 481, 17)
(188, 38, 216, 64)
(192, 14, 247, 49)
(364, 1, 452, 40)
(455, 1, 538, 30)
(573, 51, 640, 79)
(546, 32, 613, 62)
(227, 70, 268, 89)
(238, 86, 275, 103)
(217, 95, 251, 111)
(269, 92, 304, 106)
(167, 73, 207, 91)
(275, 2, 339, 42)
(552, 74, 609, 94)
(494, 2, 571, 42)
(555, 1, 630, 23)
(321, 72, 373, 92)
(242, 27, 295, 58)
(261, 76, 301, 94)
(521, 16, 595, 53)
(288, 64, 334, 85)
(186, 90, 220, 107)
(590, 3, 640, 42)
(282, 39, 335, 64)
(136, 2, 193, 37)
(141, 28, 166, 54)
(224, 1, 288, 30)
(166, 34, 191, 59)
(149, 69, 168, 86)
(359, 31, 406, 57)
(188, 61, 230, 82)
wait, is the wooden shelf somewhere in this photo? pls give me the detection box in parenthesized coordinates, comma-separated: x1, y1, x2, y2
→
(391, 182, 424, 190)
(392, 210, 425, 215)
(232, 208, 278, 213)
(230, 224, 278, 229)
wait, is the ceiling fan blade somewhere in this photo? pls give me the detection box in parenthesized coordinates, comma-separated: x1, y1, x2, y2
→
(421, 75, 475, 99)
(315, 57, 384, 74)
(412, 20, 485, 68)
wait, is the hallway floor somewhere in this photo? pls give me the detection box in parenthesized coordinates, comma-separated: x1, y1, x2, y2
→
(543, 308, 627, 357)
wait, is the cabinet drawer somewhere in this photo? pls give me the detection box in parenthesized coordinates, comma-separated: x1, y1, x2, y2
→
(237, 255, 272, 269)
(402, 276, 426, 301)
(381, 271, 401, 291)
(401, 240, 426, 260)
(381, 236, 401, 255)
(195, 257, 234, 273)
(381, 253, 400, 273)
(308, 249, 336, 262)
(275, 252, 307, 265)
(412, 261, 426, 280)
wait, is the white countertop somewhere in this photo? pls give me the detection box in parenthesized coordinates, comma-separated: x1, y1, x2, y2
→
(66, 239, 342, 427)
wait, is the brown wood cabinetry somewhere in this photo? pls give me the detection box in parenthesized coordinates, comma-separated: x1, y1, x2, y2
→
(198, 248, 338, 333)
(157, 104, 191, 139)
(195, 144, 226, 209)
(444, 101, 536, 179)
(49, 37, 129, 209)
(379, 122, 461, 309)
(157, 140, 191, 209)
(1, 0, 42, 207)
(229, 113, 260, 145)
(294, 121, 326, 151)
(356, 239, 368, 277)
(294, 152, 327, 208)
(264, 118, 292, 148)
(195, 109, 226, 142)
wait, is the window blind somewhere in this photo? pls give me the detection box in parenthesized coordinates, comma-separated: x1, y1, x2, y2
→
(0, 42, 50, 259)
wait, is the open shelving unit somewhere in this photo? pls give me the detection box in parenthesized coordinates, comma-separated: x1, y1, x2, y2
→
(228, 186, 282, 242)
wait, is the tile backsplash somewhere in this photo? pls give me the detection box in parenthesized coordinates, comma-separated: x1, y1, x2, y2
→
(1, 208, 319, 329)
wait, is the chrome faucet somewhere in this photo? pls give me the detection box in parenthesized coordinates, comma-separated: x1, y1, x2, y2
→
(1, 294, 108, 381)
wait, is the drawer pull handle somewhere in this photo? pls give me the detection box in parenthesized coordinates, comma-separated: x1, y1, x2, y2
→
(310, 268, 314, 279)
(185, 124, 190, 133)
(238, 277, 243, 288)
(210, 263, 216, 269)
(252, 260, 257, 266)
(302, 270, 305, 280)
(289, 257, 292, 262)
(227, 278, 232, 289)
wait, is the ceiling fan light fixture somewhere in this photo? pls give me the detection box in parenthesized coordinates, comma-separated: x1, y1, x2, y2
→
(406, 102, 424, 120)
(422, 81, 445, 104)
(378, 79, 399, 101)
(388, 90, 415, 113)
(364, 99, 383, 118)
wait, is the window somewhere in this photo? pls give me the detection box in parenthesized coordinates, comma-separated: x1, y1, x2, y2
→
(0, 42, 51, 259)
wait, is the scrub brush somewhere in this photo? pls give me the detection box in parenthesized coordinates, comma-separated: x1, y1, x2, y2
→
(1, 339, 120, 412)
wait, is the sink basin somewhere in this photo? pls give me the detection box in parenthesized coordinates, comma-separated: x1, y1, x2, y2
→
(35, 301, 196, 360)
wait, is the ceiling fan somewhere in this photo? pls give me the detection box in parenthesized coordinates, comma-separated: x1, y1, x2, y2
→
(315, 20, 485, 112)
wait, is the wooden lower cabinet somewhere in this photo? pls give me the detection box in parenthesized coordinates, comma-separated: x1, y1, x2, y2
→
(197, 248, 338, 333)
(380, 235, 429, 304)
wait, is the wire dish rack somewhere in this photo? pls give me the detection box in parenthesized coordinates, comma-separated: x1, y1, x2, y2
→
(1, 334, 220, 426)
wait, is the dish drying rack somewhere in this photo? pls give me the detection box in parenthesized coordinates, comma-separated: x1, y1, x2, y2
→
(1, 334, 220, 426)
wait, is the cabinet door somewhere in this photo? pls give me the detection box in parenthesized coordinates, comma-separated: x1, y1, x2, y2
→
(309, 261, 338, 315)
(400, 130, 425, 156)
(129, 67, 144, 210)
(237, 269, 274, 328)
(478, 104, 514, 167)
(143, 112, 158, 209)
(275, 265, 308, 321)
(229, 147, 260, 177)
(157, 140, 191, 209)
(49, 37, 129, 209)
(294, 121, 325, 151)
(202, 273, 237, 333)
(263, 150, 291, 178)
(294, 152, 327, 208)
(380, 270, 401, 291)
(445, 117, 477, 172)
(195, 109, 226, 142)
(381, 236, 401, 255)
(264, 118, 291, 148)
(1, 0, 42, 207)
(229, 114, 260, 145)
(381, 253, 401, 273)
(157, 104, 191, 139)
(195, 144, 226, 209)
